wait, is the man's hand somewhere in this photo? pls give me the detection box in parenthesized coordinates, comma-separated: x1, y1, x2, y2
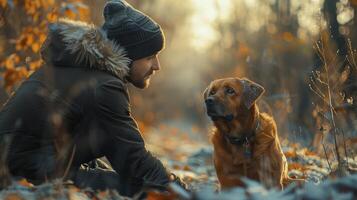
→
(169, 173, 190, 192)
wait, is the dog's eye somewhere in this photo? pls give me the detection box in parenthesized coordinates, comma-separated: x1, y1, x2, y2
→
(209, 90, 216, 96)
(225, 87, 236, 95)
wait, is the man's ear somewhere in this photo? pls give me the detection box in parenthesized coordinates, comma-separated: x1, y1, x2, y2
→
(240, 78, 265, 109)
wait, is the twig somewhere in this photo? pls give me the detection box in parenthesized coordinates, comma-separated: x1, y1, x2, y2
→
(62, 145, 76, 181)
(312, 70, 328, 86)
(347, 39, 357, 69)
(319, 38, 343, 175)
(309, 83, 338, 115)
(310, 75, 327, 98)
(324, 51, 343, 176)
(311, 36, 349, 177)
(341, 129, 349, 170)
(321, 130, 332, 172)
(322, 142, 332, 172)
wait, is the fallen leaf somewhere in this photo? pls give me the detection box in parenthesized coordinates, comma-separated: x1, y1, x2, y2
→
(17, 179, 34, 188)
(147, 191, 176, 200)
(4, 193, 23, 200)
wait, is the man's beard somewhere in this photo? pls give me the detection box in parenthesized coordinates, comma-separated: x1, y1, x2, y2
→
(131, 78, 150, 89)
(130, 72, 153, 89)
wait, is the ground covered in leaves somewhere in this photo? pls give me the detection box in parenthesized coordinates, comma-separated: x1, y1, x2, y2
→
(2, 126, 357, 199)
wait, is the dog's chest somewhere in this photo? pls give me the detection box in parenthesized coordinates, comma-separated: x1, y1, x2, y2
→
(224, 154, 259, 177)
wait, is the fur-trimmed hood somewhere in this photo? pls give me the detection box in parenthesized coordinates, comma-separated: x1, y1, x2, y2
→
(40, 18, 131, 80)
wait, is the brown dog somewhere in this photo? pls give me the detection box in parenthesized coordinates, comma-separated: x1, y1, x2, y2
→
(204, 77, 289, 190)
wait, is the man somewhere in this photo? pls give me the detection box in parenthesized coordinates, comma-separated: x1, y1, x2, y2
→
(0, 0, 186, 197)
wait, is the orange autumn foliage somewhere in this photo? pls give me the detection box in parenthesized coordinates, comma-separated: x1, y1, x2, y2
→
(285, 150, 297, 158)
(0, 0, 6, 8)
(1, 0, 90, 92)
(4, 193, 24, 200)
(300, 148, 318, 156)
(3, 67, 29, 91)
(17, 178, 34, 188)
(288, 162, 305, 171)
(147, 191, 177, 200)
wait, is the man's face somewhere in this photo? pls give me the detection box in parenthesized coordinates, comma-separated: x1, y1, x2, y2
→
(128, 54, 161, 89)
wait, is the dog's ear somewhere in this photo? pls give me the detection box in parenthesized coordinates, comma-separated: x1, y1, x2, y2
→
(240, 78, 265, 109)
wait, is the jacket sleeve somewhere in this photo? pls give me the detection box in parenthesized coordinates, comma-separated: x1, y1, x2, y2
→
(94, 80, 170, 187)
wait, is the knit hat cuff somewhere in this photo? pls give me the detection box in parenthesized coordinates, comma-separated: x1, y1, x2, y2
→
(124, 30, 165, 60)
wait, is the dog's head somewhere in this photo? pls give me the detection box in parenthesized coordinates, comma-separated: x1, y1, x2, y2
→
(203, 77, 265, 121)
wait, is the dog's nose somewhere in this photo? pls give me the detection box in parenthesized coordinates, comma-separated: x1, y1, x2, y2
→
(205, 97, 215, 106)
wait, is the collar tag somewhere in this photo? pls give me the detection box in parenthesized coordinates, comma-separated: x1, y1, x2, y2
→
(243, 137, 252, 158)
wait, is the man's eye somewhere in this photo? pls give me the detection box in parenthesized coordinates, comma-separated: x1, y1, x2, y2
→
(225, 87, 235, 95)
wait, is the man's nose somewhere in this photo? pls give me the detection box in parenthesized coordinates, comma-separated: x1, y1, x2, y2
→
(152, 56, 161, 71)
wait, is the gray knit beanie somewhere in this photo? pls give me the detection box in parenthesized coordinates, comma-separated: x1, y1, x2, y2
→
(102, 0, 165, 61)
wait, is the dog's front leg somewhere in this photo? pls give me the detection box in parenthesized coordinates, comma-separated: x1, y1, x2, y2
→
(257, 154, 284, 190)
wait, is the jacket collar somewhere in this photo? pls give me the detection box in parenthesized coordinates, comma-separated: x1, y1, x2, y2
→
(40, 18, 131, 80)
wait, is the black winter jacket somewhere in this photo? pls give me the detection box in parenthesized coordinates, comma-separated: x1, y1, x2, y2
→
(0, 19, 170, 189)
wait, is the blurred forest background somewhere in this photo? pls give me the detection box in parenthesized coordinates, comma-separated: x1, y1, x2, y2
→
(0, 0, 357, 155)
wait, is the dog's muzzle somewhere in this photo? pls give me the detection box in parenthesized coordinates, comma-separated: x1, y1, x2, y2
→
(205, 97, 235, 121)
(205, 97, 224, 117)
